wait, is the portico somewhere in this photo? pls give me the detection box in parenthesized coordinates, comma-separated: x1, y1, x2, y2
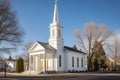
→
(28, 42, 56, 73)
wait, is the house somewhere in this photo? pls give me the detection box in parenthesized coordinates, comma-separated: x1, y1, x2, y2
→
(0, 59, 16, 72)
(0, 61, 4, 71)
(28, 2, 86, 74)
(5, 59, 16, 71)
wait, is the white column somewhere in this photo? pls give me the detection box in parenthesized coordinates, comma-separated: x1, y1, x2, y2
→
(36, 55, 39, 70)
(38, 55, 40, 70)
(28, 55, 31, 70)
(52, 55, 54, 70)
(33, 55, 35, 70)
(29, 55, 31, 75)
(43, 53, 46, 73)
(29, 55, 31, 70)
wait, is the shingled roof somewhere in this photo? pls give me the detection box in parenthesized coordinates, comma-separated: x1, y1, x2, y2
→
(36, 41, 85, 54)
(64, 46, 86, 54)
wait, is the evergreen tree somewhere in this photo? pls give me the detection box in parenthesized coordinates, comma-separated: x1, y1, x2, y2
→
(73, 44, 77, 49)
(16, 57, 24, 72)
(8, 55, 12, 60)
(91, 41, 106, 71)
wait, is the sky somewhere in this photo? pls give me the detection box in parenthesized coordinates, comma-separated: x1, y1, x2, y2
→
(10, 0, 120, 47)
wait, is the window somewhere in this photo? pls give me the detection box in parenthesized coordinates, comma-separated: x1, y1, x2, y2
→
(81, 58, 83, 68)
(77, 57, 79, 67)
(72, 57, 74, 67)
(31, 56, 33, 63)
(52, 29, 55, 37)
(58, 29, 61, 37)
(59, 55, 61, 67)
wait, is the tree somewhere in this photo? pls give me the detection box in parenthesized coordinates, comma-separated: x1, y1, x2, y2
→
(99, 55, 109, 70)
(106, 34, 120, 71)
(91, 41, 107, 71)
(0, 0, 23, 45)
(16, 41, 33, 70)
(74, 22, 112, 71)
(73, 44, 77, 49)
(8, 55, 12, 60)
(16, 57, 24, 72)
(21, 41, 33, 70)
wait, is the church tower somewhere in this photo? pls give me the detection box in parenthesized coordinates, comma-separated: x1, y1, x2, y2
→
(49, 2, 64, 51)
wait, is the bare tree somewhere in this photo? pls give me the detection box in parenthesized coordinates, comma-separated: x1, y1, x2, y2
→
(106, 34, 120, 71)
(21, 41, 33, 70)
(0, 0, 24, 45)
(74, 22, 112, 71)
(22, 42, 33, 58)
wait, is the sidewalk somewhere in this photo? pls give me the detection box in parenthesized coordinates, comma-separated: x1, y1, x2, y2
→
(0, 72, 120, 77)
(0, 72, 73, 76)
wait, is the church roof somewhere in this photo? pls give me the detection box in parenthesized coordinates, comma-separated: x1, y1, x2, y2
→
(37, 41, 56, 52)
(64, 46, 86, 54)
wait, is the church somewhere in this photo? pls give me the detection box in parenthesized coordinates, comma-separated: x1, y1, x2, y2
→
(28, 2, 86, 74)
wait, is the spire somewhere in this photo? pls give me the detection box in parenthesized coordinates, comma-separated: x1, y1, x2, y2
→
(53, 1, 59, 23)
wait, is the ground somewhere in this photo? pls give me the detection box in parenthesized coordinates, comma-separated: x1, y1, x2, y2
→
(0, 72, 120, 80)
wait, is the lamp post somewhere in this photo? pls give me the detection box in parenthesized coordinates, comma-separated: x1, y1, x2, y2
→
(4, 62, 6, 78)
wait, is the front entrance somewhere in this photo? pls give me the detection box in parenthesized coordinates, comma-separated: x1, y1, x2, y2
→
(40, 59, 48, 70)
(40, 60, 43, 70)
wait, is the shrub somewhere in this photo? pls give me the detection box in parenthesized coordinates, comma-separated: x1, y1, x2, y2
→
(16, 57, 24, 73)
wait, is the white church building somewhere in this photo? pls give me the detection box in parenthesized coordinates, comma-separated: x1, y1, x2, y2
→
(28, 2, 86, 74)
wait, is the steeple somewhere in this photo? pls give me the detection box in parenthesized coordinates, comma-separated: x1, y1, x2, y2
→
(49, 1, 64, 50)
(53, 1, 59, 23)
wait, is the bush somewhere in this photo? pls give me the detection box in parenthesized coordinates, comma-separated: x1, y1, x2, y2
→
(16, 57, 24, 73)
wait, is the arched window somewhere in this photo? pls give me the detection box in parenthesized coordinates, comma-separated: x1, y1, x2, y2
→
(52, 29, 55, 37)
(77, 57, 79, 67)
(58, 29, 61, 37)
(59, 55, 61, 67)
(81, 58, 83, 68)
(72, 57, 74, 67)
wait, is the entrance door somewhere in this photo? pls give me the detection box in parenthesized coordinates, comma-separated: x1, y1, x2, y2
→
(40, 60, 43, 70)
(46, 60, 48, 70)
(40, 59, 48, 70)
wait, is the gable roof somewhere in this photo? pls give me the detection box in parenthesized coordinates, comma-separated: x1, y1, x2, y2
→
(37, 41, 56, 52)
(64, 46, 86, 54)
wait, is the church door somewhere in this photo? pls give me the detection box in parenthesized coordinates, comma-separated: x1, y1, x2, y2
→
(46, 60, 48, 70)
(40, 60, 48, 70)
(40, 60, 43, 70)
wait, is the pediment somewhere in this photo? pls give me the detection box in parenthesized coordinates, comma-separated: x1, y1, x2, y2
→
(28, 42, 45, 52)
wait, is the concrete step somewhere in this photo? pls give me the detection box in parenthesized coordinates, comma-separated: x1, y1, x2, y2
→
(22, 70, 42, 75)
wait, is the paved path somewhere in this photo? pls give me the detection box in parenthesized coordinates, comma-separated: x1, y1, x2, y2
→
(0, 72, 120, 80)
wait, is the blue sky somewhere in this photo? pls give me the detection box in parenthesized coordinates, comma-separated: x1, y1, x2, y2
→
(11, 0, 120, 47)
